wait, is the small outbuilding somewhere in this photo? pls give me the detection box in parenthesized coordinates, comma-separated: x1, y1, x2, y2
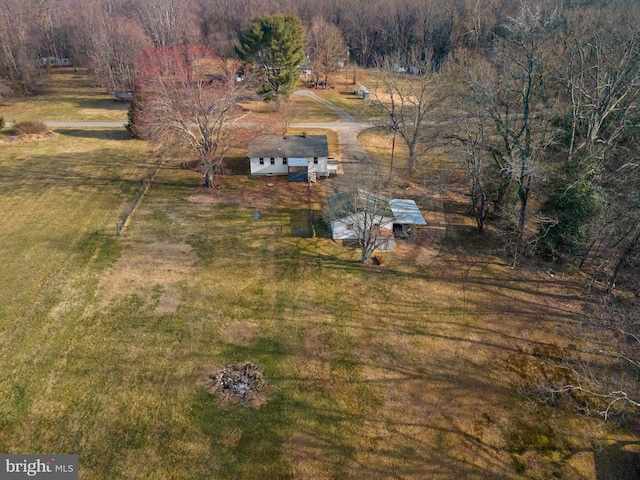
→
(248, 134, 329, 182)
(327, 190, 427, 251)
(354, 84, 369, 99)
(389, 198, 428, 238)
(327, 189, 396, 251)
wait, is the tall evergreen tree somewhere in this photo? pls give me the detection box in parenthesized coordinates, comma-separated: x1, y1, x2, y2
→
(237, 14, 305, 100)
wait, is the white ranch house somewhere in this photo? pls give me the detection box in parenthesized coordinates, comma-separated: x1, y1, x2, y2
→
(248, 135, 330, 182)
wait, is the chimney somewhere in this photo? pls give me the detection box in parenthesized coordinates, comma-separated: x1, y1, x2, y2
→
(302, 130, 307, 138)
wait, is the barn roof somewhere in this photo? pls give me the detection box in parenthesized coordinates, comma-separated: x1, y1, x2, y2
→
(327, 189, 394, 220)
(389, 199, 427, 225)
(248, 135, 329, 158)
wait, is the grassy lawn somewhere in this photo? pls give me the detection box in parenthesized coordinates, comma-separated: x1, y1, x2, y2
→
(1, 72, 638, 480)
(306, 69, 386, 122)
(238, 94, 340, 123)
(0, 132, 630, 480)
(0, 68, 128, 123)
(0, 129, 154, 323)
(319, 91, 384, 122)
(359, 126, 409, 170)
(291, 96, 340, 123)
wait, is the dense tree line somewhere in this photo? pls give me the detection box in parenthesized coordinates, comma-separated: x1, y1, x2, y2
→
(0, 1, 633, 89)
(0, 0, 577, 92)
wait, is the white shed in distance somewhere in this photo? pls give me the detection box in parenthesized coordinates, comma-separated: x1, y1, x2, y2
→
(388, 199, 428, 226)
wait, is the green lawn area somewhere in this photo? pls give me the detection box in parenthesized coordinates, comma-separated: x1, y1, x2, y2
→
(305, 69, 386, 122)
(0, 75, 637, 479)
(237, 93, 340, 124)
(291, 96, 340, 122)
(320, 91, 384, 121)
(0, 68, 128, 123)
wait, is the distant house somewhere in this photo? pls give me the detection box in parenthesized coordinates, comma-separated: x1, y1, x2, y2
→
(37, 57, 71, 67)
(248, 134, 329, 182)
(327, 189, 427, 251)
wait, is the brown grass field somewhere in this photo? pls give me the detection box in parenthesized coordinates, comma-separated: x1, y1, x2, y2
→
(0, 71, 639, 479)
(0, 68, 128, 122)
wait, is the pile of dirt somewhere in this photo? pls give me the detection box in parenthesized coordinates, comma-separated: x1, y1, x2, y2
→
(205, 362, 267, 408)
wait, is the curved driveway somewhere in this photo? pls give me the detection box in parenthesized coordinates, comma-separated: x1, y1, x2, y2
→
(292, 90, 375, 194)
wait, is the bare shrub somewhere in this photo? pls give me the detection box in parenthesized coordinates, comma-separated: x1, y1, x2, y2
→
(14, 121, 48, 135)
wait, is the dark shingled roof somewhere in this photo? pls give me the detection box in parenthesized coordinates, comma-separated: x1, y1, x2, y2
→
(248, 135, 329, 158)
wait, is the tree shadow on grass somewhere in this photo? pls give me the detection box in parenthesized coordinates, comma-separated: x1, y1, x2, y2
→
(191, 329, 537, 480)
(55, 128, 130, 141)
(594, 442, 640, 480)
(0, 148, 154, 196)
(73, 97, 129, 112)
(224, 157, 250, 175)
(288, 209, 331, 238)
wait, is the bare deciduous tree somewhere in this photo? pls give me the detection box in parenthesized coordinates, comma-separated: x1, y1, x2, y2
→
(327, 187, 395, 263)
(134, 46, 258, 188)
(0, 0, 41, 94)
(371, 56, 440, 172)
(129, 0, 200, 48)
(560, 27, 640, 167)
(306, 16, 346, 88)
(550, 12, 640, 289)
(326, 159, 395, 263)
(455, 115, 492, 233)
(463, 3, 559, 264)
(82, 8, 151, 93)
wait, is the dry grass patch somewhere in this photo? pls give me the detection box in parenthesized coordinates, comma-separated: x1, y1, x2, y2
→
(187, 175, 319, 211)
(359, 126, 409, 169)
(220, 321, 261, 346)
(92, 241, 197, 315)
(238, 94, 340, 123)
(290, 95, 341, 122)
(0, 68, 128, 122)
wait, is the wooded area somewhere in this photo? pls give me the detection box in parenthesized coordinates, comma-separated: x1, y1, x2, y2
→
(1, 0, 639, 430)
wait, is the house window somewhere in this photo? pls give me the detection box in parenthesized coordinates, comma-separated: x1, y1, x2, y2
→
(283, 158, 287, 165)
(259, 158, 264, 165)
(313, 157, 318, 164)
(270, 158, 275, 165)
